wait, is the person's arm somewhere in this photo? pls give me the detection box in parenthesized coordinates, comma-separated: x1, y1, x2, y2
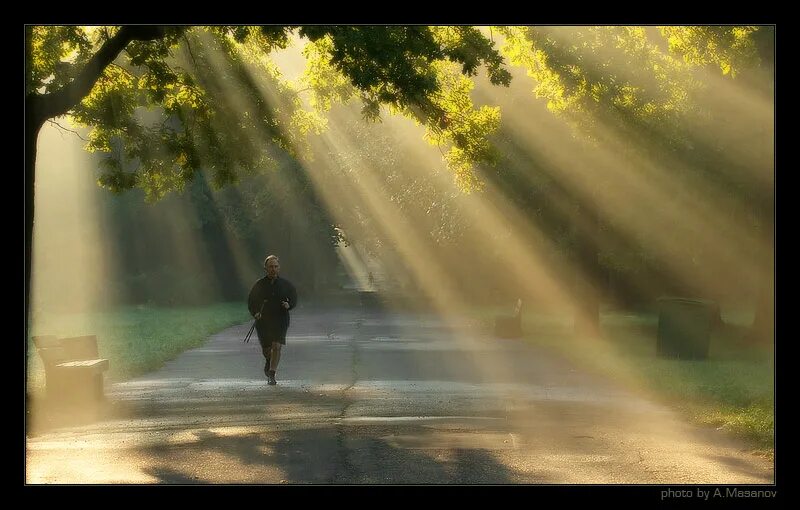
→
(283, 281, 298, 310)
(248, 283, 261, 317)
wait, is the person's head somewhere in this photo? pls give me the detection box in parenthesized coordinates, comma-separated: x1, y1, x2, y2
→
(264, 255, 280, 279)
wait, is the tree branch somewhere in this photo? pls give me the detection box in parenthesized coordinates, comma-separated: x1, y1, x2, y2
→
(48, 120, 89, 141)
(26, 26, 170, 130)
(183, 32, 199, 69)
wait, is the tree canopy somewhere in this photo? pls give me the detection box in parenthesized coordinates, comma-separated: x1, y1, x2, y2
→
(26, 25, 773, 196)
(26, 25, 514, 199)
(26, 25, 774, 337)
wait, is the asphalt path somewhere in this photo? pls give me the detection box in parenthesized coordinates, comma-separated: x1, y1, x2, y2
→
(26, 306, 774, 484)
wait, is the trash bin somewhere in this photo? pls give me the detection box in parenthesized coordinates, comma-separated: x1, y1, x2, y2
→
(359, 290, 382, 310)
(656, 297, 717, 360)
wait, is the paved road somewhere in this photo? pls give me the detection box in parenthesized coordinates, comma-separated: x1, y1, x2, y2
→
(25, 307, 774, 484)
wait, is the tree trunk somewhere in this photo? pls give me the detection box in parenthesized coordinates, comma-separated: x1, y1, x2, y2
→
(25, 114, 44, 335)
(25, 26, 157, 327)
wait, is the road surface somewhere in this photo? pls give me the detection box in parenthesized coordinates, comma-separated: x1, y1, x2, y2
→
(26, 307, 774, 484)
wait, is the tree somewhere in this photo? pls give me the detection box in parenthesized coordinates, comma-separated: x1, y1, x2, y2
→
(25, 25, 512, 322)
(496, 25, 774, 337)
(26, 25, 773, 341)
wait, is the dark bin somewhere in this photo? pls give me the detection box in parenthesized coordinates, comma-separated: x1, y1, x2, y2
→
(359, 290, 382, 310)
(656, 297, 717, 360)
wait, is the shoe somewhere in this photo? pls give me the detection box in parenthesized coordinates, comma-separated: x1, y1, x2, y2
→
(264, 358, 271, 377)
(268, 370, 277, 386)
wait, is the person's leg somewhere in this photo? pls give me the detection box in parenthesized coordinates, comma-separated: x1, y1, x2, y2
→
(259, 339, 271, 377)
(268, 342, 282, 384)
(269, 342, 282, 371)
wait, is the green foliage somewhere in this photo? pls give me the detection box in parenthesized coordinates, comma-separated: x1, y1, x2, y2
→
(28, 25, 514, 199)
(492, 25, 771, 301)
(28, 25, 771, 200)
(299, 26, 510, 115)
(297, 27, 512, 189)
(423, 61, 502, 191)
(498, 26, 701, 146)
(301, 26, 442, 112)
(301, 36, 357, 112)
(27, 25, 97, 95)
(660, 26, 764, 77)
(28, 25, 773, 307)
(496, 25, 770, 150)
(30, 24, 769, 202)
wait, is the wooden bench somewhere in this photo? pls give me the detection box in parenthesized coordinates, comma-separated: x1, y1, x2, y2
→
(494, 298, 523, 338)
(33, 335, 109, 405)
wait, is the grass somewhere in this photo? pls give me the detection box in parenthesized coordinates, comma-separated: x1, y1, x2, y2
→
(476, 306, 774, 457)
(27, 302, 250, 394)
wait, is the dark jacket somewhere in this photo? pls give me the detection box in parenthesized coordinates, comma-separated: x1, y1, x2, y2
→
(248, 276, 298, 343)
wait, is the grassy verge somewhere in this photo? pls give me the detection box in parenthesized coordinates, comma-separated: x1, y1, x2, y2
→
(27, 302, 250, 394)
(475, 306, 774, 457)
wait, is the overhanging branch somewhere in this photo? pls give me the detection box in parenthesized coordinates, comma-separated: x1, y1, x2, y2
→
(25, 26, 173, 130)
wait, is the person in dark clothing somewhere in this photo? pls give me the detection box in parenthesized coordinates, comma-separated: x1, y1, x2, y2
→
(248, 255, 297, 385)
